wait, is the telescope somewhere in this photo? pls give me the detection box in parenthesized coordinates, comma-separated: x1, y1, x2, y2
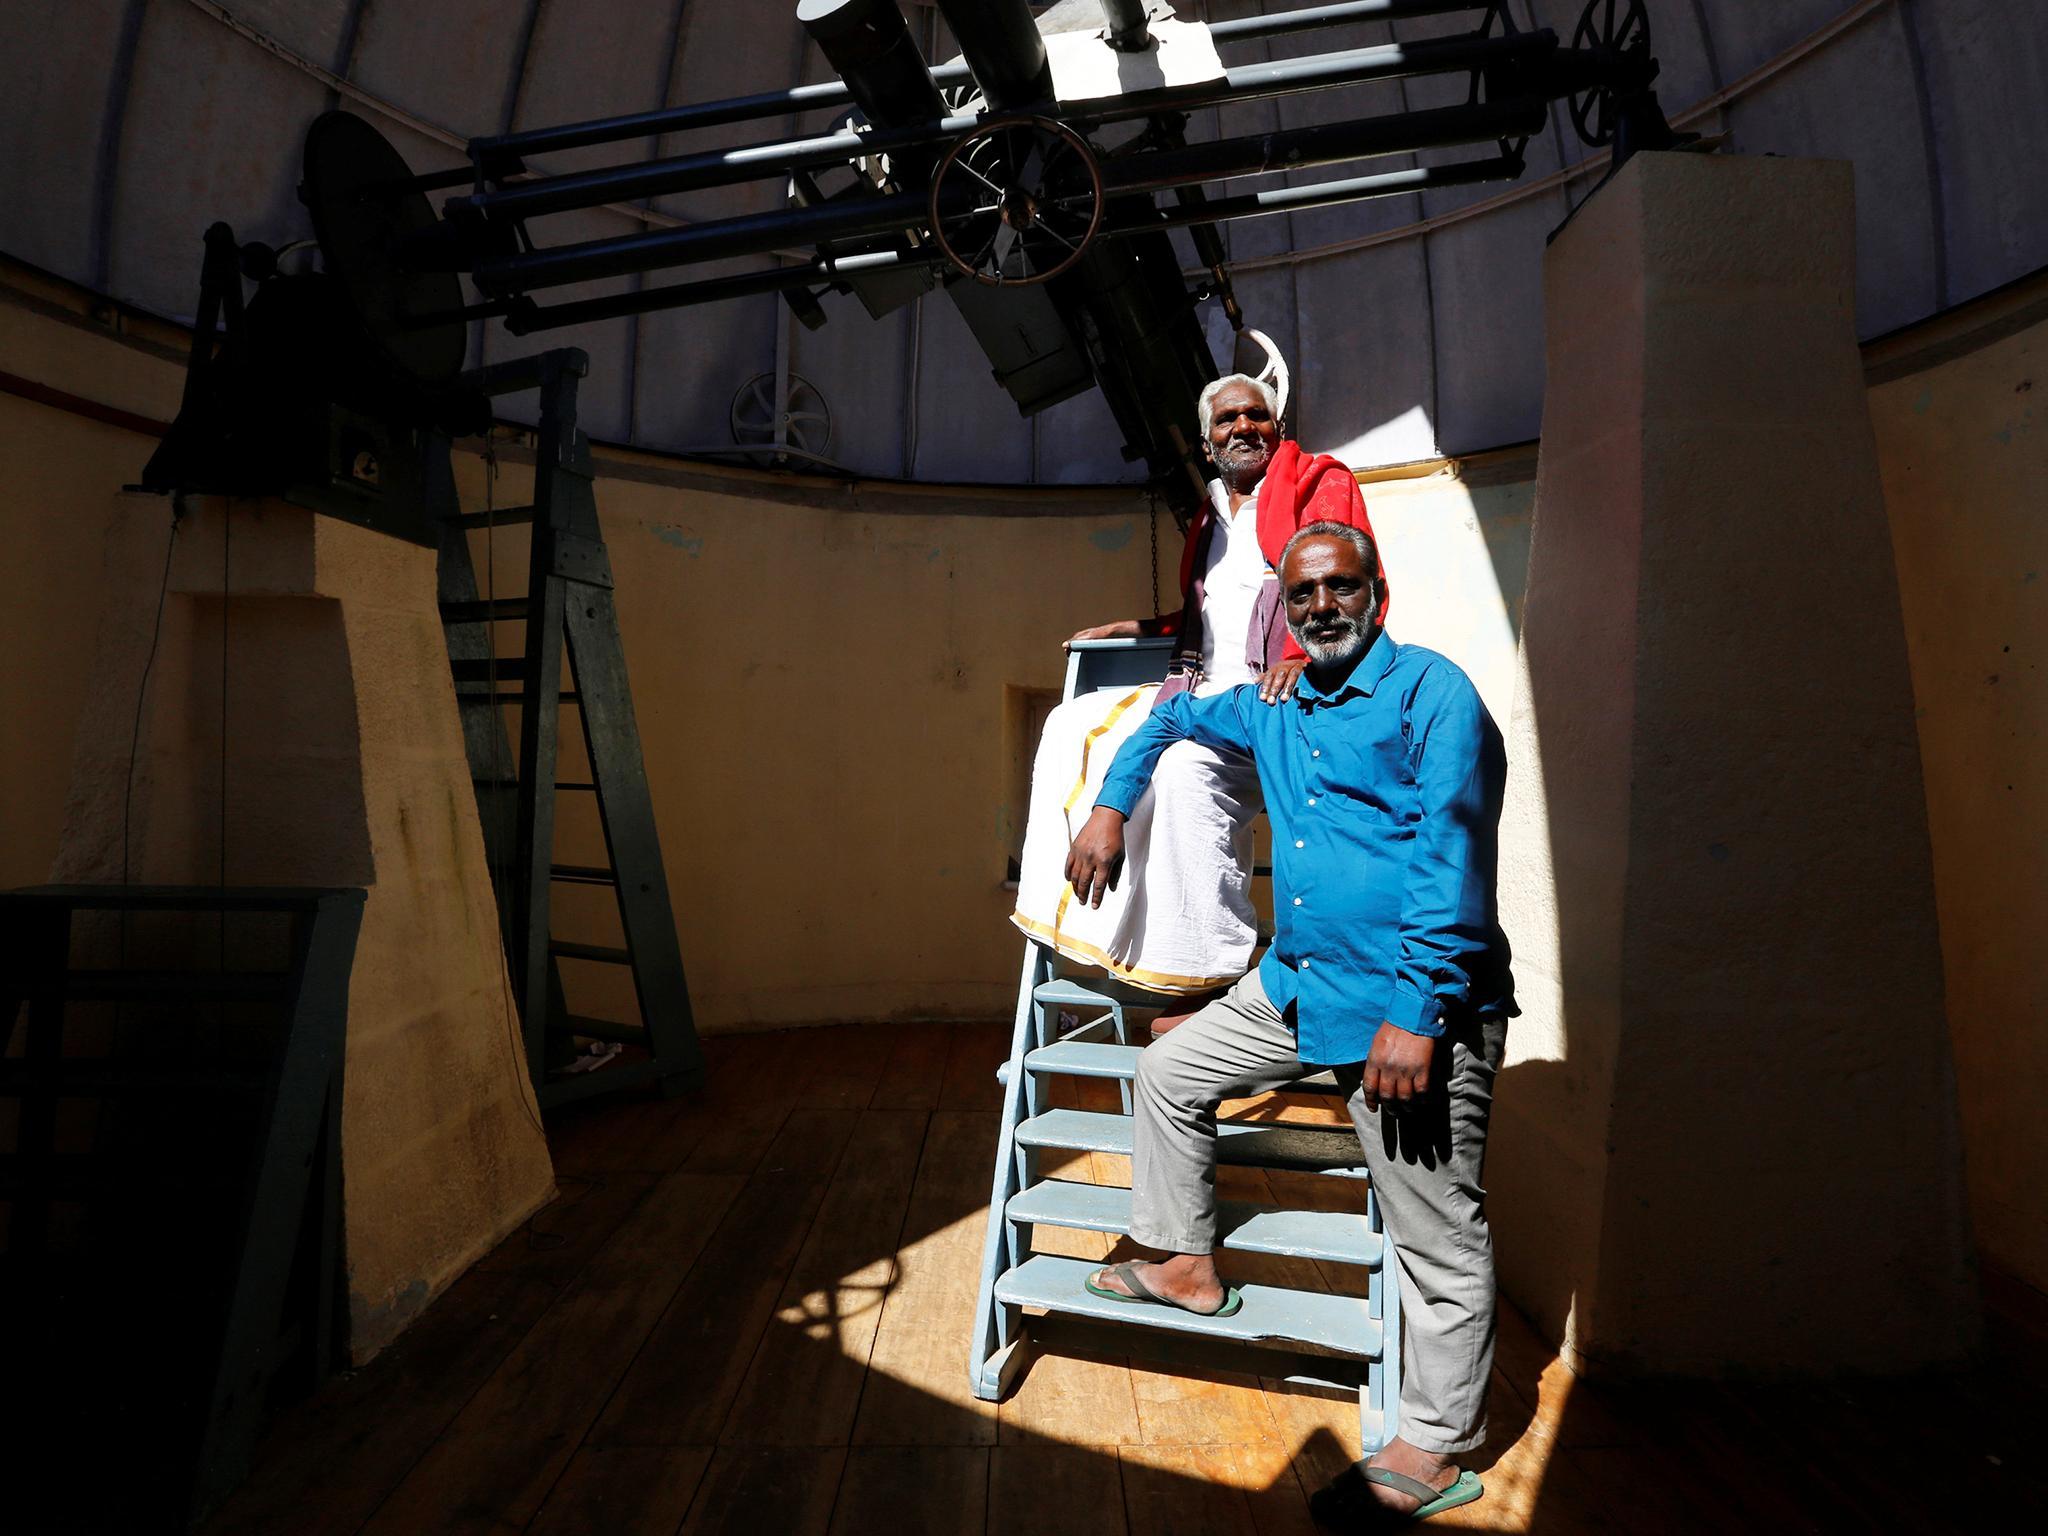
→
(144, 0, 1679, 518)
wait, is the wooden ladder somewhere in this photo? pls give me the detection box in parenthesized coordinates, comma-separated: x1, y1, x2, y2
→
(432, 348, 705, 1108)
(967, 638, 1400, 1452)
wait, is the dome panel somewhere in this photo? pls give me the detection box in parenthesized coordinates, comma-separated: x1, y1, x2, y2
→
(1425, 187, 1559, 454)
(789, 286, 915, 478)
(110, 0, 328, 319)
(1909, 0, 2048, 304)
(1294, 237, 1439, 467)
(3, 1, 2037, 483)
(909, 290, 1036, 483)
(1693, 0, 1854, 82)
(1723, 7, 1939, 337)
(511, 0, 681, 177)
(220, 0, 357, 73)
(0, 0, 132, 284)
(634, 261, 783, 451)
(350, 0, 527, 142)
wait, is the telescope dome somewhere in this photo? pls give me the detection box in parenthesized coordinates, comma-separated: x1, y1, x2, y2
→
(2, 1, 2041, 480)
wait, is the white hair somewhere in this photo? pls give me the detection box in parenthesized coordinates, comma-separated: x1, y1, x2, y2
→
(1196, 372, 1281, 440)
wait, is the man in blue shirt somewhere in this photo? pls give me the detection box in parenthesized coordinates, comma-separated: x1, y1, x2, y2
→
(1065, 521, 1513, 1524)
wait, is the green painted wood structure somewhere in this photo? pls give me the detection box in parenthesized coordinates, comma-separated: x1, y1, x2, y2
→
(433, 349, 705, 1108)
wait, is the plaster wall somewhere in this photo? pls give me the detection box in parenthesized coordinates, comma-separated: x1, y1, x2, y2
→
(1868, 292, 2048, 1323)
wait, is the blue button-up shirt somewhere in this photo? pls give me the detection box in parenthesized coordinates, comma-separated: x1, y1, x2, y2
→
(1095, 631, 1514, 1065)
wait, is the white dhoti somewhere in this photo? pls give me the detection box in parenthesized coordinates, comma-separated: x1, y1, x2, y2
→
(1010, 684, 1262, 995)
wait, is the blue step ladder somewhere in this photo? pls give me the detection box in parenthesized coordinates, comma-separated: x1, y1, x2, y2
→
(968, 637, 1400, 1452)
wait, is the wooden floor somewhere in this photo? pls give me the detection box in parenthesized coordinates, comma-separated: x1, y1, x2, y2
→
(204, 1022, 2048, 1536)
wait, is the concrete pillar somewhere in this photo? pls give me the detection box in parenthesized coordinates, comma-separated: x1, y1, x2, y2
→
(51, 495, 555, 1361)
(1491, 153, 1978, 1374)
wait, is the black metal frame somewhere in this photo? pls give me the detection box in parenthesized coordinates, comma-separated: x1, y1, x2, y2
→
(394, 0, 1667, 334)
(0, 884, 364, 1527)
(434, 350, 707, 1110)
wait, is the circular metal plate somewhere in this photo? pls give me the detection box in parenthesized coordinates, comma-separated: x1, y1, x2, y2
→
(301, 110, 466, 383)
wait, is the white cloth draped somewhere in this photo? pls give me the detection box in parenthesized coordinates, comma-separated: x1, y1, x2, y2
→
(1010, 685, 1263, 995)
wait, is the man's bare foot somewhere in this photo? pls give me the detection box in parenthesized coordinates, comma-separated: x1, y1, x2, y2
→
(1087, 1253, 1227, 1313)
(1361, 1437, 1459, 1513)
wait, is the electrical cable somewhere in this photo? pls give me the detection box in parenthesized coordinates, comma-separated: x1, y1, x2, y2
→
(219, 499, 230, 982)
(118, 501, 183, 971)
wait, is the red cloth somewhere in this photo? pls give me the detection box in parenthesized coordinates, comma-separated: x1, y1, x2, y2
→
(1161, 440, 1387, 662)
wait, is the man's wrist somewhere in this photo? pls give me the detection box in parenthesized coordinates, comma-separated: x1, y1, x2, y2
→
(1383, 985, 1446, 1038)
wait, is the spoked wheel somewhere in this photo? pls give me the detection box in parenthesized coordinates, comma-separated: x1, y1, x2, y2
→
(1569, 0, 1651, 146)
(729, 371, 832, 465)
(928, 116, 1103, 287)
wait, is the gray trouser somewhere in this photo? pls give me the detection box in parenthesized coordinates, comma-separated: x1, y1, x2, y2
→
(1128, 967, 1507, 1455)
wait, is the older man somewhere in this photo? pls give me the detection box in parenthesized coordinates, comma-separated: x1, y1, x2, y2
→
(1066, 522, 1514, 1527)
(1011, 375, 1381, 1027)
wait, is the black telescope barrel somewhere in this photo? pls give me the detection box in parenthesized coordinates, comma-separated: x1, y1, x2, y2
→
(797, 0, 946, 133)
(507, 249, 944, 334)
(447, 29, 1545, 230)
(474, 186, 925, 294)
(472, 63, 976, 164)
(467, 1, 1494, 164)
(1105, 152, 1521, 235)
(1094, 95, 1548, 198)
(451, 115, 978, 223)
(935, 0, 1054, 110)
(1208, 1, 1498, 43)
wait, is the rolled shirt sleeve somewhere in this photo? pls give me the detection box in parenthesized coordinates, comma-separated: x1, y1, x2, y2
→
(1385, 664, 1509, 1037)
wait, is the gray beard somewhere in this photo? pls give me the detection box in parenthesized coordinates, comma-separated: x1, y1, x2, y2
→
(1292, 614, 1370, 667)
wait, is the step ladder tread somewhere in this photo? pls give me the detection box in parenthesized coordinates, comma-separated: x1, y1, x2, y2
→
(550, 940, 631, 964)
(1024, 1041, 1145, 1078)
(557, 1014, 649, 1046)
(1009, 1179, 1380, 1266)
(1034, 979, 1123, 1010)
(993, 1254, 1381, 1357)
(1016, 1108, 1367, 1176)
(1024, 1041, 1346, 1095)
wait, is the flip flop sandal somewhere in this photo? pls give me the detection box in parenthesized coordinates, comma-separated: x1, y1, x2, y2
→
(1083, 1261, 1244, 1318)
(1309, 1465, 1483, 1529)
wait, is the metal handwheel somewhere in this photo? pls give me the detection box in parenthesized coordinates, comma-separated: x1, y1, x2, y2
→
(928, 116, 1104, 287)
(1569, 0, 1652, 147)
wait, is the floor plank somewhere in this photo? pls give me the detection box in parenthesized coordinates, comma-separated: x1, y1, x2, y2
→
(851, 1320, 999, 1445)
(1127, 1361, 1283, 1448)
(987, 1444, 1128, 1536)
(721, 1110, 928, 1445)
(589, 1110, 861, 1447)
(828, 1447, 989, 1536)
(940, 1022, 1010, 1109)
(791, 1023, 889, 1112)
(1119, 1442, 1310, 1536)
(525, 1444, 713, 1536)
(679, 1448, 847, 1536)
(869, 1022, 953, 1111)
(359, 1170, 746, 1535)
(204, 1021, 2048, 1536)
(1000, 1346, 1144, 1447)
(474, 1171, 658, 1284)
(205, 1268, 562, 1536)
